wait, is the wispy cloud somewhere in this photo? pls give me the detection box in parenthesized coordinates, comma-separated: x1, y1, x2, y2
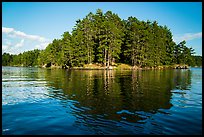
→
(2, 27, 49, 43)
(2, 27, 14, 33)
(4, 39, 12, 46)
(2, 45, 9, 54)
(2, 45, 9, 50)
(15, 39, 25, 48)
(2, 44, 13, 54)
(2, 27, 51, 54)
(173, 32, 202, 43)
(35, 42, 50, 50)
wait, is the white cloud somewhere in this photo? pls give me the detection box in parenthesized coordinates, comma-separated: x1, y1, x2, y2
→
(2, 27, 52, 54)
(2, 27, 14, 33)
(35, 45, 41, 49)
(2, 44, 13, 54)
(2, 45, 9, 50)
(173, 32, 202, 43)
(2, 27, 49, 42)
(4, 39, 12, 46)
(35, 42, 50, 50)
(15, 39, 25, 48)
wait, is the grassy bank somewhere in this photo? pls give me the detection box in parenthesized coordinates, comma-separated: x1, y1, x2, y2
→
(49, 63, 189, 70)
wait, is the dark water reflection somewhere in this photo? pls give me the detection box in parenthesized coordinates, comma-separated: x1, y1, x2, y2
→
(45, 70, 173, 117)
(2, 67, 202, 135)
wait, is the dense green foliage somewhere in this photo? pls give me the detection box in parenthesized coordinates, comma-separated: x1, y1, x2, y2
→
(2, 9, 202, 68)
(192, 56, 202, 67)
(2, 49, 41, 67)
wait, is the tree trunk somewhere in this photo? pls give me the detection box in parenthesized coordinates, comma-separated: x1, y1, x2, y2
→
(107, 50, 110, 68)
(87, 44, 89, 64)
(104, 49, 107, 66)
(90, 48, 92, 64)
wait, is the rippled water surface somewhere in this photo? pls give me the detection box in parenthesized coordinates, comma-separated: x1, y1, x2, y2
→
(2, 66, 202, 135)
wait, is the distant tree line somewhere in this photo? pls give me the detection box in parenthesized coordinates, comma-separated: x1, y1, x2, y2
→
(2, 9, 202, 68)
(2, 49, 40, 67)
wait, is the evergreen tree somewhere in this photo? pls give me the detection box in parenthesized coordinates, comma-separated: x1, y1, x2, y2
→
(2, 9, 200, 69)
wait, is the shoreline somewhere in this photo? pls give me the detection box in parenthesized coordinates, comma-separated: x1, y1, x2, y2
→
(68, 63, 190, 70)
(3, 64, 194, 70)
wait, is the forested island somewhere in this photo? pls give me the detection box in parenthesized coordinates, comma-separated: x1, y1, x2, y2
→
(2, 9, 202, 69)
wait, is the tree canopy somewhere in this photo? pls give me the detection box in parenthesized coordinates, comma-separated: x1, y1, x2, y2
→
(2, 9, 202, 68)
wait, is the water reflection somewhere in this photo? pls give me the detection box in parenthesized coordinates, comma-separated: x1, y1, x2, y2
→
(173, 69, 192, 90)
(43, 69, 192, 133)
(3, 67, 197, 134)
(2, 67, 48, 105)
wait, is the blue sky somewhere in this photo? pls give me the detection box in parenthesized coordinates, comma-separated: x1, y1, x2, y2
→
(2, 2, 202, 55)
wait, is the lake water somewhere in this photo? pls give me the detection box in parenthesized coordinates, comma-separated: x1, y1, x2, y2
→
(2, 66, 202, 135)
